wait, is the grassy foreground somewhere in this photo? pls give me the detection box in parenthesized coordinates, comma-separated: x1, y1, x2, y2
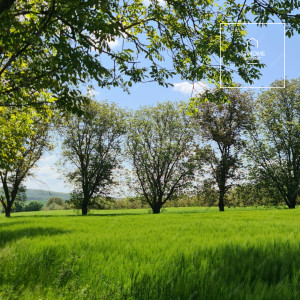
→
(0, 207, 299, 300)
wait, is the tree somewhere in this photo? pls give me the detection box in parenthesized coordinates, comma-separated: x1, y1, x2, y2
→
(0, 108, 52, 217)
(59, 101, 126, 215)
(193, 88, 254, 211)
(126, 101, 203, 214)
(1, 0, 298, 110)
(247, 79, 300, 209)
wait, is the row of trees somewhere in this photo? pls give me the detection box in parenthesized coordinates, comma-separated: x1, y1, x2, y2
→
(0, 1, 299, 217)
(1, 78, 298, 216)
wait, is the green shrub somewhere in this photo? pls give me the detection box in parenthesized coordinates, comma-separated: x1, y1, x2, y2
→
(24, 201, 44, 211)
(46, 197, 65, 208)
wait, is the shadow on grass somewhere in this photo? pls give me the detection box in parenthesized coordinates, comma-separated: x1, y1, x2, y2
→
(6, 211, 149, 218)
(0, 237, 299, 300)
(162, 208, 216, 214)
(0, 226, 68, 248)
(126, 244, 300, 300)
(89, 212, 148, 217)
(0, 220, 30, 228)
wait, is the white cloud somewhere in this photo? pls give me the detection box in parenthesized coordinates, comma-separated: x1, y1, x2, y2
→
(107, 38, 120, 49)
(173, 81, 208, 96)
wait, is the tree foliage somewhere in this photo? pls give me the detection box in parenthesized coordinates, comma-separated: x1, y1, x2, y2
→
(24, 201, 43, 211)
(1, 0, 299, 110)
(0, 104, 52, 169)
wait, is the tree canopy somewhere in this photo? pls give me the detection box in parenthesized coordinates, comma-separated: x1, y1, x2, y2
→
(0, 104, 52, 170)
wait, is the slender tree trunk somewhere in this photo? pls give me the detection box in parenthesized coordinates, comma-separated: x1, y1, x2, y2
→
(217, 158, 228, 212)
(218, 190, 225, 212)
(81, 203, 87, 216)
(82, 196, 89, 216)
(4, 205, 11, 217)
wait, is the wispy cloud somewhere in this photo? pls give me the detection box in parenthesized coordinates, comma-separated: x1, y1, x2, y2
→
(173, 81, 208, 96)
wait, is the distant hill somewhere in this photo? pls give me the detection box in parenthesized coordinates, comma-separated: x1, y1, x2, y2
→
(26, 189, 70, 204)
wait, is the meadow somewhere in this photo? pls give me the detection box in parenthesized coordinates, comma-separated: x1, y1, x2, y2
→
(0, 207, 300, 300)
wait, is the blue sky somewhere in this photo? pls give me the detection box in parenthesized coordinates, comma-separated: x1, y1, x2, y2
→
(25, 19, 300, 193)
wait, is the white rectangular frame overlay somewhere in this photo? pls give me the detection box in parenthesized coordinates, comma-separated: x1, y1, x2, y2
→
(219, 23, 285, 89)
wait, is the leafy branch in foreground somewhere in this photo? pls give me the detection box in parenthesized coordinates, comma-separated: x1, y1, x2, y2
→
(2, 0, 299, 110)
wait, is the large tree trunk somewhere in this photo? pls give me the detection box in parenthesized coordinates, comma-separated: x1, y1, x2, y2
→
(287, 194, 297, 209)
(217, 158, 228, 212)
(288, 199, 296, 209)
(218, 191, 225, 212)
(82, 203, 88, 215)
(152, 203, 162, 214)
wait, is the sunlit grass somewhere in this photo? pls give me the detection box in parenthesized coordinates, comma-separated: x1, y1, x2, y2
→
(0, 207, 299, 299)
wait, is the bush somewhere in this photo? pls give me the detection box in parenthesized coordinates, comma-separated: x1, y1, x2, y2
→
(24, 201, 44, 211)
(113, 197, 147, 210)
(46, 197, 65, 208)
(47, 203, 65, 210)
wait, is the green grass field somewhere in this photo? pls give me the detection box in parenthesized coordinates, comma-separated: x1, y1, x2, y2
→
(0, 207, 300, 299)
